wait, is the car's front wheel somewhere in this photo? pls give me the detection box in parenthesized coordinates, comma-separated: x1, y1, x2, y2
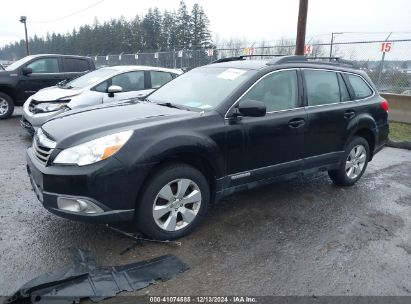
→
(328, 136, 370, 186)
(135, 163, 210, 240)
(0, 92, 14, 119)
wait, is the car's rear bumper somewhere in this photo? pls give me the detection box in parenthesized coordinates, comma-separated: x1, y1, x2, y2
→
(26, 147, 155, 223)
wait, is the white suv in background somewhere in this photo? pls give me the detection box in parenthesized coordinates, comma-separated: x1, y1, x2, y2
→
(21, 65, 182, 135)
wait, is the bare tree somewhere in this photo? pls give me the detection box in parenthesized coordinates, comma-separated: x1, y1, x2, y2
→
(273, 37, 295, 55)
(310, 39, 326, 57)
(348, 48, 358, 60)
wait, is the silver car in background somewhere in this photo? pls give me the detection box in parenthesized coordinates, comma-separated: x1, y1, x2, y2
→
(21, 65, 182, 134)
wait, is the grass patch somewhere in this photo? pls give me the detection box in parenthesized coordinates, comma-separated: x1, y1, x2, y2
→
(389, 122, 411, 142)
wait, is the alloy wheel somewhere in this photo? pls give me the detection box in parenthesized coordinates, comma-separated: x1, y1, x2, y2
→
(152, 178, 202, 231)
(0, 98, 8, 115)
(345, 144, 367, 179)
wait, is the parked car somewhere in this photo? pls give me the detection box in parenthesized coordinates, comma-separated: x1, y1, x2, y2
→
(26, 55, 389, 240)
(21, 66, 182, 135)
(0, 54, 95, 119)
(401, 89, 411, 95)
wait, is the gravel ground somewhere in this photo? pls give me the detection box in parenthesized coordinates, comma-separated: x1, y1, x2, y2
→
(1, 108, 411, 298)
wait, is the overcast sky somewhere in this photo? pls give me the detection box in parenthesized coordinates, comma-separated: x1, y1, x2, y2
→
(0, 0, 410, 47)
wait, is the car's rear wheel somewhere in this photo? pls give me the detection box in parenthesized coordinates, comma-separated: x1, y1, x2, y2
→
(0, 92, 14, 119)
(328, 136, 370, 186)
(135, 163, 210, 240)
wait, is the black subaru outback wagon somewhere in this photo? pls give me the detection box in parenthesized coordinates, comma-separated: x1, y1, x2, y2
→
(26, 56, 389, 240)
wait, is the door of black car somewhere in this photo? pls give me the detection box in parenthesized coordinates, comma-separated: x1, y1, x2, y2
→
(302, 69, 355, 169)
(16, 57, 65, 102)
(225, 69, 306, 186)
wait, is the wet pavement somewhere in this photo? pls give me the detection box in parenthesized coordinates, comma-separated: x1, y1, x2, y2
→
(1, 108, 411, 297)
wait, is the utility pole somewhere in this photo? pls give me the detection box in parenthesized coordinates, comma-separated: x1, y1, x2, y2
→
(295, 0, 308, 55)
(20, 16, 29, 56)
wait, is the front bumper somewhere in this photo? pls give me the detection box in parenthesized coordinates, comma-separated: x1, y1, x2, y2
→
(21, 106, 64, 132)
(20, 117, 36, 136)
(26, 147, 155, 223)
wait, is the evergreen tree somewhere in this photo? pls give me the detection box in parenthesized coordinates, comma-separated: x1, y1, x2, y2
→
(0, 1, 213, 60)
(160, 10, 178, 50)
(190, 4, 211, 49)
(176, 1, 191, 48)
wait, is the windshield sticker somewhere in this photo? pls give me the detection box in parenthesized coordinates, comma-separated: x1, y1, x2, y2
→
(217, 68, 247, 80)
(199, 104, 213, 109)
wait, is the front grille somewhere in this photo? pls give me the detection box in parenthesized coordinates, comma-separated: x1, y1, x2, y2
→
(32, 136, 54, 165)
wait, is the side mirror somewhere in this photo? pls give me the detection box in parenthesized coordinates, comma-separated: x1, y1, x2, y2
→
(107, 85, 123, 97)
(22, 67, 33, 75)
(236, 99, 266, 117)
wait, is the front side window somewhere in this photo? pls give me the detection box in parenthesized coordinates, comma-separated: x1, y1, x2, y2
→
(26, 58, 59, 73)
(346, 74, 373, 99)
(151, 71, 173, 89)
(239, 70, 298, 112)
(304, 70, 341, 106)
(111, 71, 145, 92)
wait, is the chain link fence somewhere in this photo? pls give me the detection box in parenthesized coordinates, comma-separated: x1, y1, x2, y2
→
(92, 39, 411, 95)
(94, 50, 217, 70)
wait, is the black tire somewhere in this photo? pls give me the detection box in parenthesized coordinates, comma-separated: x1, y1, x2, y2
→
(0, 92, 14, 119)
(328, 136, 370, 186)
(135, 163, 210, 240)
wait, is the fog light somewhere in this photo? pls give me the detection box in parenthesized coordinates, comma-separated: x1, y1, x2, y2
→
(57, 197, 104, 214)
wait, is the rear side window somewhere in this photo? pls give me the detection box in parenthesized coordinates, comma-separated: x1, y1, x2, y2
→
(150, 71, 173, 89)
(346, 74, 373, 99)
(304, 70, 340, 106)
(338, 74, 351, 102)
(63, 58, 90, 72)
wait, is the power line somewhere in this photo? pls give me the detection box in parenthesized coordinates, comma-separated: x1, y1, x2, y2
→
(28, 0, 106, 24)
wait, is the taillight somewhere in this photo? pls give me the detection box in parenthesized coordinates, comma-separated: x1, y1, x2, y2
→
(380, 99, 389, 112)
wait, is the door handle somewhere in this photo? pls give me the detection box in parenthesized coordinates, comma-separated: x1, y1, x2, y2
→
(344, 111, 356, 119)
(288, 118, 306, 128)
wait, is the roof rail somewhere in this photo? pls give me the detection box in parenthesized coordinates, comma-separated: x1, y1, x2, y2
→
(269, 55, 357, 68)
(211, 54, 285, 64)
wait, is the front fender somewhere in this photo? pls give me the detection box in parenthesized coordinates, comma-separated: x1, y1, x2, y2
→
(117, 131, 224, 178)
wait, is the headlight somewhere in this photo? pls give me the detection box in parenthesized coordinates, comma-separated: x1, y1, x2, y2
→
(53, 130, 133, 166)
(34, 102, 69, 113)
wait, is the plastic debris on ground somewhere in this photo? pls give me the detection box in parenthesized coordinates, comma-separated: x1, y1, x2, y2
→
(6, 249, 188, 304)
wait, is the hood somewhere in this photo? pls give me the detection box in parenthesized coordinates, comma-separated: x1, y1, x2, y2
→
(42, 101, 197, 148)
(31, 86, 83, 102)
(0, 70, 13, 79)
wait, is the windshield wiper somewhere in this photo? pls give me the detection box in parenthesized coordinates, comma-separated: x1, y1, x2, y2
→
(149, 100, 190, 111)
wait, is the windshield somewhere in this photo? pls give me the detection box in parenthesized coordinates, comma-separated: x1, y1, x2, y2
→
(5, 56, 34, 71)
(147, 67, 255, 110)
(63, 68, 116, 89)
